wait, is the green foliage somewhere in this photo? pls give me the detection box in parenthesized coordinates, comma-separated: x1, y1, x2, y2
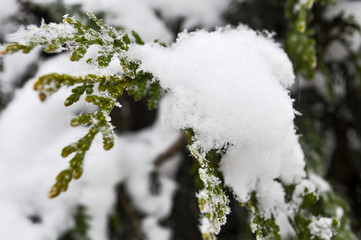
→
(147, 81, 162, 110)
(285, 1, 361, 237)
(286, 188, 332, 240)
(315, 191, 358, 240)
(289, 212, 313, 240)
(302, 191, 318, 209)
(289, 2, 361, 237)
(132, 30, 145, 45)
(283, 180, 345, 240)
(285, 0, 319, 78)
(185, 129, 230, 240)
(247, 193, 281, 240)
(37, 73, 128, 198)
(2, 2, 360, 239)
(2, 13, 162, 198)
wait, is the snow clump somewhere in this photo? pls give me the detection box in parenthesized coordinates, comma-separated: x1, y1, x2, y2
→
(128, 25, 308, 234)
(308, 217, 335, 240)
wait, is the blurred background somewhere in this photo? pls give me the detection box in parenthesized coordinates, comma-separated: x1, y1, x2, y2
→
(0, 0, 360, 239)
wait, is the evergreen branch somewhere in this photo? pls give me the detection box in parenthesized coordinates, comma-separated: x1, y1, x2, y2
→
(247, 193, 281, 240)
(1, 14, 163, 198)
(185, 129, 230, 240)
(43, 70, 158, 197)
(285, 0, 318, 78)
(148, 81, 162, 110)
(87, 12, 121, 41)
(132, 31, 145, 45)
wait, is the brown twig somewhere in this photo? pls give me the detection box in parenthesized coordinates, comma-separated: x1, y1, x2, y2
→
(118, 189, 146, 240)
(154, 134, 187, 167)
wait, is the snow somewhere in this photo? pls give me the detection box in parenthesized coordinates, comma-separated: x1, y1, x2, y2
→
(129, 26, 295, 151)
(256, 180, 286, 220)
(279, 132, 306, 185)
(309, 171, 330, 194)
(291, 179, 316, 209)
(22, 0, 230, 43)
(128, 25, 309, 236)
(0, 1, 233, 238)
(0, 0, 340, 238)
(123, 116, 181, 220)
(0, 0, 17, 23)
(92, 0, 172, 43)
(335, 207, 344, 220)
(0, 0, 20, 98)
(0, 49, 39, 98)
(308, 217, 334, 240)
(6, 21, 75, 52)
(142, 216, 171, 240)
(294, 0, 315, 12)
(24, 0, 57, 4)
(0, 53, 180, 240)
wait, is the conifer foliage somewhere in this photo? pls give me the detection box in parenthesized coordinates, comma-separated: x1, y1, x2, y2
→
(0, 0, 360, 240)
(3, 13, 162, 198)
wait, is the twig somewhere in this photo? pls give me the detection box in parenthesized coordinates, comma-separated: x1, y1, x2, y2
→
(118, 189, 146, 240)
(154, 134, 187, 167)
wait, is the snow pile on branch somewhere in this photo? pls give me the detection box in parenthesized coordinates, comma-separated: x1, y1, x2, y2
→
(308, 217, 335, 240)
(128, 25, 307, 234)
(6, 21, 75, 50)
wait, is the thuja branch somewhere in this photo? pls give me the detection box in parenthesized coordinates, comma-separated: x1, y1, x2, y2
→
(247, 193, 281, 240)
(1, 13, 162, 198)
(185, 129, 230, 240)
